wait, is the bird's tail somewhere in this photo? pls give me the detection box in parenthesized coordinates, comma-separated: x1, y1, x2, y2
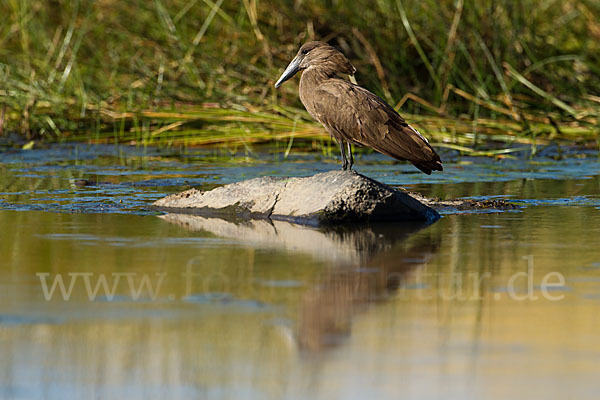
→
(412, 155, 443, 175)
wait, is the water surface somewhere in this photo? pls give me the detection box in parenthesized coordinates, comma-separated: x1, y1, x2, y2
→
(1, 144, 600, 399)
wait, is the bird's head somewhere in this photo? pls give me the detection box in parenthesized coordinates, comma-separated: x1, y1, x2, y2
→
(274, 41, 356, 88)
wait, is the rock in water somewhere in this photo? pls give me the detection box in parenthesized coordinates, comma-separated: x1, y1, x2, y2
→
(152, 170, 440, 225)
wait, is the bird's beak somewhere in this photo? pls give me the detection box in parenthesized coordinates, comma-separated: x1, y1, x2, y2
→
(275, 56, 301, 88)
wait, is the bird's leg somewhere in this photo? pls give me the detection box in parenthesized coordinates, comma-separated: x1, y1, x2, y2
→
(346, 142, 354, 170)
(339, 140, 348, 170)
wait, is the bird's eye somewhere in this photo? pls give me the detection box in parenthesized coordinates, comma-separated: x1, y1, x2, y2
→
(301, 49, 308, 55)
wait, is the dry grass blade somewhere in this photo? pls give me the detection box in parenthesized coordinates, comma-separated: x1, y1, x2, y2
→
(352, 27, 394, 104)
(395, 93, 441, 114)
(151, 121, 185, 136)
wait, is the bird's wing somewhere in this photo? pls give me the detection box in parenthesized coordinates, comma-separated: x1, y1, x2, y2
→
(311, 79, 442, 171)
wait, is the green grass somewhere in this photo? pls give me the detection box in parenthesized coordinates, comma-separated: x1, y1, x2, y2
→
(0, 0, 599, 154)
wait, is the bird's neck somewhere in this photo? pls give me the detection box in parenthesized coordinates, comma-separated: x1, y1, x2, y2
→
(299, 67, 334, 106)
(301, 66, 332, 84)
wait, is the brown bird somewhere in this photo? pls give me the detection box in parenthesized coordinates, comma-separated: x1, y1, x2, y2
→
(275, 41, 443, 174)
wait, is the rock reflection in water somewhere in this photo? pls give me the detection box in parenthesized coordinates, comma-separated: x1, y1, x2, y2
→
(160, 213, 440, 351)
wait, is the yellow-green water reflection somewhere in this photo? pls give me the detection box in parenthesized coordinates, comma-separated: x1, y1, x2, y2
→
(2, 202, 600, 399)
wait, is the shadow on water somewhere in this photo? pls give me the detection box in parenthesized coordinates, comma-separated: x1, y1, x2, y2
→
(160, 213, 441, 351)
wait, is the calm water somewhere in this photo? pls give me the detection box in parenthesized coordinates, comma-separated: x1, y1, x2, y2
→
(1, 144, 600, 399)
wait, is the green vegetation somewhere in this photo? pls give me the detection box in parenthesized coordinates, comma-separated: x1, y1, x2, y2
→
(1, 0, 599, 154)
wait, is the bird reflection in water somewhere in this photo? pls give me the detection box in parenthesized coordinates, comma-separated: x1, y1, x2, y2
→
(298, 224, 440, 351)
(160, 214, 440, 352)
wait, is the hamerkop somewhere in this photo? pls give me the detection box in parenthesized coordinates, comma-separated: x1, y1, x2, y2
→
(275, 41, 443, 174)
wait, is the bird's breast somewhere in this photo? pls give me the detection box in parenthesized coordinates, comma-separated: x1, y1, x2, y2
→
(299, 81, 324, 123)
